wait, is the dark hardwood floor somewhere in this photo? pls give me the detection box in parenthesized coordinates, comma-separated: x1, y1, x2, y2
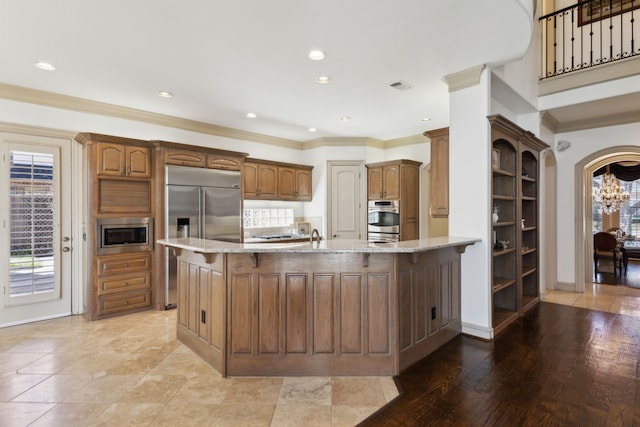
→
(359, 302, 640, 426)
(595, 259, 640, 288)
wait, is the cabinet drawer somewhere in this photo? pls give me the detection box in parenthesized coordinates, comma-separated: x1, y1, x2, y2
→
(98, 290, 151, 316)
(97, 271, 150, 295)
(97, 253, 151, 275)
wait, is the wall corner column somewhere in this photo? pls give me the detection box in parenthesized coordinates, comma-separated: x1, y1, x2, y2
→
(443, 65, 493, 338)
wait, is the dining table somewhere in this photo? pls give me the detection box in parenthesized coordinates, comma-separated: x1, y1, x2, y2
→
(620, 239, 640, 275)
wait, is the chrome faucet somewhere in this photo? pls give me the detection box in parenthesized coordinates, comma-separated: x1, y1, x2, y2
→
(310, 228, 320, 246)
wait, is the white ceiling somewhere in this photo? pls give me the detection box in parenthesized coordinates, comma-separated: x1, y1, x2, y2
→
(0, 1, 533, 142)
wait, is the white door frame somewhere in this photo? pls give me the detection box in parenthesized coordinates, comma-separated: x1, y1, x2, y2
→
(0, 128, 82, 326)
(576, 146, 640, 293)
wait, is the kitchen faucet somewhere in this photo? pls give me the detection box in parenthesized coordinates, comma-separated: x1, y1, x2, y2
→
(310, 228, 320, 246)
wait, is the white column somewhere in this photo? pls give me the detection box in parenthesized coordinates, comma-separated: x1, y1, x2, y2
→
(444, 65, 493, 339)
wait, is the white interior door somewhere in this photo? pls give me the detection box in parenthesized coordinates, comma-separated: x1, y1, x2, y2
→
(0, 134, 73, 327)
(327, 161, 365, 240)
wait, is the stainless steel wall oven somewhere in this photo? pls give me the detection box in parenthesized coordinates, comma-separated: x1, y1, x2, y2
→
(367, 200, 400, 242)
(96, 217, 153, 255)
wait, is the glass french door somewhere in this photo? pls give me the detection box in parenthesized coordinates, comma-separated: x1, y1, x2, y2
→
(0, 134, 72, 326)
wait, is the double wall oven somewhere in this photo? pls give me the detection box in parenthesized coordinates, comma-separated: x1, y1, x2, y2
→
(367, 200, 400, 242)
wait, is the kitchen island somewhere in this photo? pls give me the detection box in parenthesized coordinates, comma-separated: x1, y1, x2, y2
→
(158, 236, 479, 377)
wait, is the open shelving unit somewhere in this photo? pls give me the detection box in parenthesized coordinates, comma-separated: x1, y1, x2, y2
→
(488, 115, 548, 335)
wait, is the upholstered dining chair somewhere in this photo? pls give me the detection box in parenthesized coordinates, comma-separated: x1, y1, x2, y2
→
(594, 231, 623, 277)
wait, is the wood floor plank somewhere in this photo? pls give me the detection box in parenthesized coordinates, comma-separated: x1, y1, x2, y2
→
(359, 302, 640, 426)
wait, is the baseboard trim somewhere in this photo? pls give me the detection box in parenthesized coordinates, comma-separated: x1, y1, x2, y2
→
(461, 322, 493, 340)
(0, 311, 72, 329)
(556, 281, 577, 292)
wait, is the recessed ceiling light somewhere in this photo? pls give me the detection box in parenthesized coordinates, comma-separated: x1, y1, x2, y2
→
(340, 116, 351, 122)
(308, 50, 326, 61)
(158, 91, 173, 98)
(309, 128, 317, 132)
(246, 112, 257, 119)
(316, 76, 332, 84)
(422, 117, 432, 122)
(34, 61, 56, 71)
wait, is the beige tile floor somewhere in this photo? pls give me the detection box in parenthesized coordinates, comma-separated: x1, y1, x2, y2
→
(3, 280, 639, 427)
(0, 310, 398, 427)
(543, 282, 640, 318)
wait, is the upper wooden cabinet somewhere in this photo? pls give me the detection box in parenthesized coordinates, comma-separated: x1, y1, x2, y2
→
(97, 142, 151, 178)
(244, 159, 313, 201)
(366, 160, 419, 201)
(424, 127, 449, 218)
(164, 147, 206, 167)
(366, 159, 421, 240)
(278, 166, 312, 201)
(163, 146, 245, 171)
(206, 154, 243, 171)
(243, 162, 278, 199)
(367, 163, 402, 200)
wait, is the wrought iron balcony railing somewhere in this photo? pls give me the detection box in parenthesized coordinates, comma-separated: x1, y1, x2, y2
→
(539, 0, 640, 79)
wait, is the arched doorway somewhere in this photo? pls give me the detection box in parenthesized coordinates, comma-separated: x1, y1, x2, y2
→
(576, 147, 640, 292)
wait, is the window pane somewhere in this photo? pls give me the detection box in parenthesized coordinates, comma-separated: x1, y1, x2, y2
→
(9, 150, 55, 296)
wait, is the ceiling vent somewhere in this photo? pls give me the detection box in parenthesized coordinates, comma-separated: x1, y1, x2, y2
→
(390, 80, 412, 91)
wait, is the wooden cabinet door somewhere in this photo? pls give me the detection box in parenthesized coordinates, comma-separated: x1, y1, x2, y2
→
(295, 169, 312, 201)
(278, 167, 296, 200)
(126, 145, 151, 177)
(97, 142, 125, 176)
(165, 148, 206, 167)
(427, 128, 449, 218)
(258, 164, 278, 199)
(382, 164, 400, 199)
(243, 163, 259, 198)
(367, 166, 383, 199)
(206, 154, 242, 171)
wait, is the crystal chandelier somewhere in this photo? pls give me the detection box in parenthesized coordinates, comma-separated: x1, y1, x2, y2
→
(593, 165, 630, 214)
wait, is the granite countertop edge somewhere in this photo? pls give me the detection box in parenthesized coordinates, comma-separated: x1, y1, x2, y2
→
(157, 236, 481, 254)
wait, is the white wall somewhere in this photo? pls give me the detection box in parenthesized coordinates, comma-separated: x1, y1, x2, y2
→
(449, 69, 492, 338)
(554, 121, 640, 285)
(0, 99, 306, 163)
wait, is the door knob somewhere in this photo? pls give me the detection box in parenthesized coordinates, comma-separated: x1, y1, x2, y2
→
(62, 247, 71, 252)
(63, 236, 70, 242)
(333, 234, 340, 238)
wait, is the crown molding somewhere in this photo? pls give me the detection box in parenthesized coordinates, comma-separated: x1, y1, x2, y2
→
(384, 134, 428, 148)
(442, 64, 486, 92)
(0, 82, 302, 149)
(540, 111, 559, 132)
(303, 137, 385, 150)
(0, 82, 431, 151)
(555, 108, 640, 133)
(0, 120, 76, 140)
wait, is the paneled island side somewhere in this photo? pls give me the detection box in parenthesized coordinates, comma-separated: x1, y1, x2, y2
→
(158, 237, 479, 377)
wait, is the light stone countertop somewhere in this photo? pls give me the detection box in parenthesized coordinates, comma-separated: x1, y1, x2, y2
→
(157, 236, 480, 254)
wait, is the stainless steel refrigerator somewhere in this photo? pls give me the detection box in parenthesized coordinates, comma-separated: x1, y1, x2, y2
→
(165, 165, 241, 309)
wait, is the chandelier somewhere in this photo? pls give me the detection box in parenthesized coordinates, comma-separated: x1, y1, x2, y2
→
(593, 165, 630, 214)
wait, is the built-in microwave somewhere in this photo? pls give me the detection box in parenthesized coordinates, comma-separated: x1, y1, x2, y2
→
(96, 217, 153, 255)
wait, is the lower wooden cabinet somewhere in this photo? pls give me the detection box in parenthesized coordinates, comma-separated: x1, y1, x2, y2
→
(94, 252, 152, 319)
(172, 246, 464, 377)
(175, 251, 226, 371)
